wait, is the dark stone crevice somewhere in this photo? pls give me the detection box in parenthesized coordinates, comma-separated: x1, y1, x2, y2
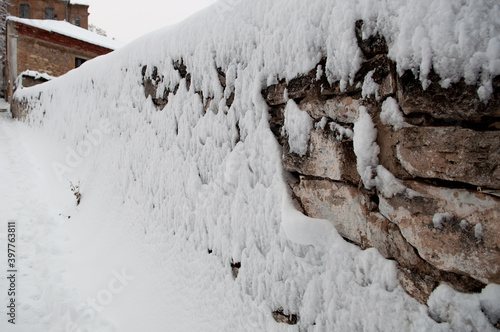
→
(230, 261, 241, 279)
(272, 309, 299, 325)
(412, 176, 495, 193)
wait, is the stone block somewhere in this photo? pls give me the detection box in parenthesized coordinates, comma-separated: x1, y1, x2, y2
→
(283, 129, 359, 183)
(395, 127, 500, 189)
(262, 82, 287, 106)
(376, 121, 411, 180)
(291, 178, 421, 268)
(299, 96, 361, 123)
(379, 180, 500, 284)
(397, 71, 500, 123)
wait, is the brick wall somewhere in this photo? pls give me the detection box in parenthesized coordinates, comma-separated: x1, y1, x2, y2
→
(67, 4, 88, 29)
(17, 36, 97, 76)
(8, 0, 89, 29)
(5, 19, 113, 100)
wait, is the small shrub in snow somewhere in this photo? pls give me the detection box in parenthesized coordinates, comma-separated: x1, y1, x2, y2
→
(70, 181, 81, 206)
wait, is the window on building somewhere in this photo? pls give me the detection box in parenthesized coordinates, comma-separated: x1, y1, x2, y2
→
(71, 16, 81, 27)
(45, 7, 55, 20)
(20, 4, 30, 18)
(75, 58, 87, 68)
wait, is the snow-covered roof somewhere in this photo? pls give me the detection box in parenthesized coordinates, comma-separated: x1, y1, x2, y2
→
(7, 17, 124, 50)
(18, 70, 55, 81)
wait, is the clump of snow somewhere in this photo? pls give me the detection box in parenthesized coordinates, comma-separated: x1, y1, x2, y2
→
(353, 108, 407, 197)
(432, 213, 452, 230)
(480, 284, 500, 325)
(281, 197, 332, 247)
(361, 70, 380, 101)
(381, 97, 410, 130)
(315, 117, 353, 141)
(353, 107, 379, 189)
(428, 284, 497, 331)
(283, 87, 289, 102)
(315, 117, 328, 130)
(474, 223, 484, 241)
(329, 121, 354, 141)
(20, 70, 54, 81)
(283, 99, 313, 156)
(315, 64, 323, 81)
(374, 165, 407, 198)
(460, 219, 469, 230)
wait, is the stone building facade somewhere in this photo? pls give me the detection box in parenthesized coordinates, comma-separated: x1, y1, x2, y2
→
(7, 0, 89, 29)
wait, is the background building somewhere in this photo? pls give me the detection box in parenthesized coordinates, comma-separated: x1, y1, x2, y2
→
(7, 0, 89, 29)
(2, 1, 122, 100)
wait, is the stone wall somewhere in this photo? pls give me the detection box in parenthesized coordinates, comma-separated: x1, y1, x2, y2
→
(262, 21, 500, 303)
(136, 24, 499, 303)
(13, 19, 499, 306)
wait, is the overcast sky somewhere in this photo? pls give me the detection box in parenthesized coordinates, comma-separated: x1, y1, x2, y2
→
(77, 0, 217, 43)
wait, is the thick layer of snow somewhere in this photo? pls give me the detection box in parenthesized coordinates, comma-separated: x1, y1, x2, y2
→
(5, 0, 500, 330)
(428, 284, 498, 330)
(480, 284, 500, 325)
(7, 17, 124, 50)
(0, 114, 282, 332)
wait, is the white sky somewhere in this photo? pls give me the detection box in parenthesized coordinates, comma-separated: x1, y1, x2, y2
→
(76, 0, 218, 43)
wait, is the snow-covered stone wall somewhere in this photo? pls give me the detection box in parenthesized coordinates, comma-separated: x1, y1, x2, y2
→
(262, 21, 500, 303)
(8, 1, 500, 330)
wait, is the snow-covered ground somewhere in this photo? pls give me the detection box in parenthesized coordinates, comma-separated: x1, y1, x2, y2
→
(1, 0, 500, 330)
(0, 109, 284, 331)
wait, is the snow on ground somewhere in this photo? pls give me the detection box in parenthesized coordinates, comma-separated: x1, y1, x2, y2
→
(2, 0, 500, 330)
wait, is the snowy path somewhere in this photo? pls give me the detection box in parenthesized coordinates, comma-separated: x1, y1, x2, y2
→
(0, 113, 285, 331)
(0, 111, 58, 330)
